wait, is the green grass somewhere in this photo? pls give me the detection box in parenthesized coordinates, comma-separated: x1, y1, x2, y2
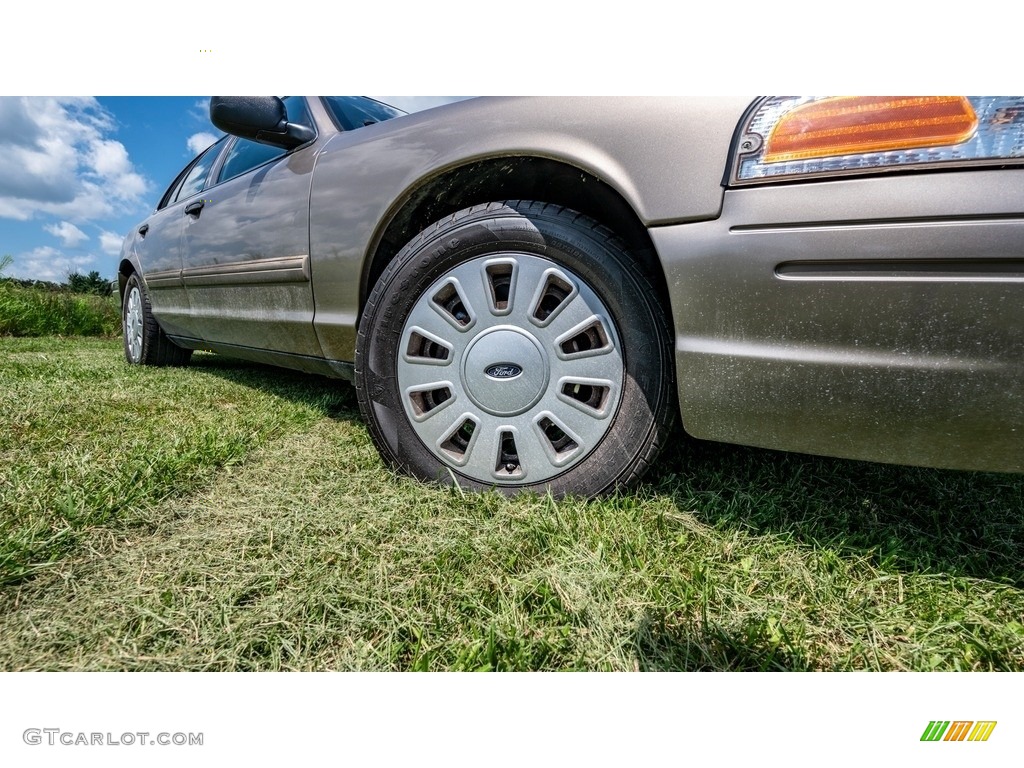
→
(0, 281, 120, 337)
(1, 337, 1022, 670)
(0, 338, 336, 584)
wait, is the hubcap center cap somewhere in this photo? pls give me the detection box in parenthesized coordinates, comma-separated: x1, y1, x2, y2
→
(462, 327, 548, 416)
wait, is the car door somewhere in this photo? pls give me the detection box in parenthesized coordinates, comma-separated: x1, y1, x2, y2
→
(176, 96, 323, 357)
(132, 139, 226, 338)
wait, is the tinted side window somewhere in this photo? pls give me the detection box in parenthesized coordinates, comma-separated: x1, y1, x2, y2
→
(158, 137, 223, 209)
(216, 97, 313, 184)
(173, 140, 224, 203)
(158, 167, 188, 210)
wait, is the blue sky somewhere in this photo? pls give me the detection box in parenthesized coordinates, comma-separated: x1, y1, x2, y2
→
(0, 97, 466, 282)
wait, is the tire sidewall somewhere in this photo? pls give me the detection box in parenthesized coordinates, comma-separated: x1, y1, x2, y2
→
(357, 204, 673, 496)
(122, 274, 146, 365)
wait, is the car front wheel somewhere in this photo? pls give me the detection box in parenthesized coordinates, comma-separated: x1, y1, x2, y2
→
(356, 201, 676, 497)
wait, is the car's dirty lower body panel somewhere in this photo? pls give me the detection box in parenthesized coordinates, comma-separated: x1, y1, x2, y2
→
(650, 169, 1024, 473)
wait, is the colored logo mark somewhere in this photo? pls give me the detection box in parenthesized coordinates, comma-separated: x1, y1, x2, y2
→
(485, 364, 523, 379)
(920, 721, 997, 742)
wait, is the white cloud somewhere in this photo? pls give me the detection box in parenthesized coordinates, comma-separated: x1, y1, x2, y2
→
(0, 200, 34, 220)
(190, 99, 210, 123)
(186, 131, 218, 156)
(0, 97, 151, 223)
(88, 139, 131, 176)
(99, 230, 125, 256)
(7, 245, 97, 282)
(44, 220, 88, 247)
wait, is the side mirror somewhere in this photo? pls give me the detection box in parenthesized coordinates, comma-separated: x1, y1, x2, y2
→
(209, 97, 315, 149)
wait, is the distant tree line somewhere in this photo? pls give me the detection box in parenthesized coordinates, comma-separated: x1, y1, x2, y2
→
(66, 271, 114, 296)
(0, 256, 113, 297)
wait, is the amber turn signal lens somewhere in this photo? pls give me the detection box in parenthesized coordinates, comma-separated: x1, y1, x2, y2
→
(763, 96, 978, 163)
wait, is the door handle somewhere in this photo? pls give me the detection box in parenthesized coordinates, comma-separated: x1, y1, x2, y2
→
(184, 201, 205, 217)
(138, 224, 149, 237)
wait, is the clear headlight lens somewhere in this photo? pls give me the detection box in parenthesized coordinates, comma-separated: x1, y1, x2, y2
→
(734, 96, 1024, 183)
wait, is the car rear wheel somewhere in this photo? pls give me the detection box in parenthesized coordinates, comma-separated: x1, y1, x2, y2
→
(356, 201, 675, 497)
(122, 272, 192, 367)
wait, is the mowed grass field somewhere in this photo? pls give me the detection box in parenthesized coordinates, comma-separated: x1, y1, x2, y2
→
(1, 336, 1022, 670)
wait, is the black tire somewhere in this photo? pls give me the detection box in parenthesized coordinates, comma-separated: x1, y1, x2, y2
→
(356, 201, 676, 497)
(122, 272, 192, 367)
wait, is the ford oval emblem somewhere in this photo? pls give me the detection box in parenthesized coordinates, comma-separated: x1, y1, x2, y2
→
(485, 363, 523, 379)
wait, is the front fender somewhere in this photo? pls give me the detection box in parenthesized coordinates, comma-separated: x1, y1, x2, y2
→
(307, 96, 753, 361)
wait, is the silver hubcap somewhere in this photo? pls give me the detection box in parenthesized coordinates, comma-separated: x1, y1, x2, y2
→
(125, 286, 143, 363)
(397, 253, 624, 484)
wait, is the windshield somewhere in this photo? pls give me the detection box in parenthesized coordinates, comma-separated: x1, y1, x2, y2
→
(323, 97, 407, 131)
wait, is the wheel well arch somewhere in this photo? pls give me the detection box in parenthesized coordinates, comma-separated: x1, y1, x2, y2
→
(117, 258, 136, 300)
(360, 155, 670, 320)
